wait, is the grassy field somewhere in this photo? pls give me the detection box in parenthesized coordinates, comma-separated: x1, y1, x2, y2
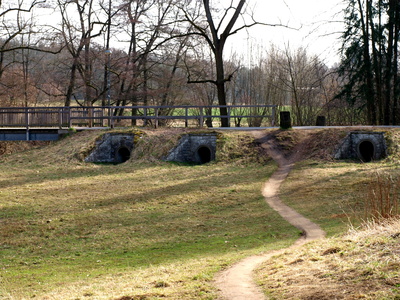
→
(1, 128, 400, 299)
(0, 130, 298, 300)
(279, 160, 382, 235)
(256, 216, 400, 299)
(254, 128, 400, 299)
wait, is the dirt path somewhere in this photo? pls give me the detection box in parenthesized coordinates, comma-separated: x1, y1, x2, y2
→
(214, 132, 326, 300)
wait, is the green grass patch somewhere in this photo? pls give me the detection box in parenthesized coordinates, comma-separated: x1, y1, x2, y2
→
(279, 159, 400, 236)
(0, 132, 298, 299)
(2, 128, 400, 299)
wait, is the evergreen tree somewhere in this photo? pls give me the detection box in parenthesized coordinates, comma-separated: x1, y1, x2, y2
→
(338, 0, 400, 125)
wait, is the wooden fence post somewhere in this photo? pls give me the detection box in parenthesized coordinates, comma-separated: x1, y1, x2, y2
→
(185, 107, 188, 128)
(155, 107, 159, 129)
(227, 106, 231, 127)
(272, 106, 276, 127)
(199, 107, 204, 127)
(143, 108, 148, 126)
(58, 108, 63, 129)
(68, 107, 72, 128)
(25, 108, 30, 141)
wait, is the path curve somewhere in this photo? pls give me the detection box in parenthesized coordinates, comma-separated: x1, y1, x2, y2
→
(214, 132, 326, 300)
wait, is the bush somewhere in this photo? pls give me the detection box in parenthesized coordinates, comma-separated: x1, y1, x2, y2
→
(365, 172, 400, 221)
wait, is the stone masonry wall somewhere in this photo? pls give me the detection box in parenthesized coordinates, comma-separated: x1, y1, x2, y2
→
(334, 131, 387, 160)
(85, 133, 135, 163)
(164, 133, 217, 164)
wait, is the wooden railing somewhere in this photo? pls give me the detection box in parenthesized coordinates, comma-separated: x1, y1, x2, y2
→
(0, 105, 277, 128)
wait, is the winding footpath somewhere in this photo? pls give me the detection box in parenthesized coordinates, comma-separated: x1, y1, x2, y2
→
(214, 132, 326, 300)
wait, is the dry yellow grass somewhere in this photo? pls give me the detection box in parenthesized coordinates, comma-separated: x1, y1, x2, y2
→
(256, 218, 400, 299)
(0, 129, 297, 300)
(2, 127, 400, 299)
(253, 128, 400, 299)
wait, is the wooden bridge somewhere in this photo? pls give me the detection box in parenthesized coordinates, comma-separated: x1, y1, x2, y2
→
(0, 104, 276, 129)
(0, 105, 276, 140)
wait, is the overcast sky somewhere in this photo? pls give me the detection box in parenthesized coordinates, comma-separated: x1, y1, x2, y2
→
(34, 0, 345, 67)
(226, 0, 345, 66)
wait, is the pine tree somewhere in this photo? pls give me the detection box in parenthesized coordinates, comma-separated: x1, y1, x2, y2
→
(338, 0, 400, 125)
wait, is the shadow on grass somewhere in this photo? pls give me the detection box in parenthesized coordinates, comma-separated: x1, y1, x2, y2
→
(0, 162, 300, 294)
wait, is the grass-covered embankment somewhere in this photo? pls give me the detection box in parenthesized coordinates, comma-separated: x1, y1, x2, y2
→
(255, 128, 400, 299)
(2, 127, 400, 299)
(0, 129, 298, 300)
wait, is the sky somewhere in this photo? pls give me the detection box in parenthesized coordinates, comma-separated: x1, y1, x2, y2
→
(226, 0, 345, 67)
(30, 0, 345, 67)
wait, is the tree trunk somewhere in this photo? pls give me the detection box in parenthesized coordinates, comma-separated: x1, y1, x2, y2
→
(358, 0, 377, 124)
(392, 0, 400, 124)
(65, 60, 78, 107)
(368, 1, 384, 124)
(214, 47, 229, 127)
(202, 0, 246, 127)
(384, 0, 394, 124)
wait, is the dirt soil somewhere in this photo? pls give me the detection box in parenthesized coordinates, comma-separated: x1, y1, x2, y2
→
(214, 130, 330, 300)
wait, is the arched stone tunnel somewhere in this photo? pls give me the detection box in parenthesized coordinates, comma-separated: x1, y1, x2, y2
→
(334, 132, 387, 162)
(85, 133, 135, 164)
(163, 133, 217, 164)
(84, 132, 218, 165)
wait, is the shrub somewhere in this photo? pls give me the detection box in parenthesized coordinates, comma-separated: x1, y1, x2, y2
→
(365, 172, 400, 221)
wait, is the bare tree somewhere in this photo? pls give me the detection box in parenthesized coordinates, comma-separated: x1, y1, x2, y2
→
(57, 0, 107, 107)
(320, 68, 365, 125)
(158, 35, 190, 107)
(0, 0, 61, 106)
(180, 0, 283, 127)
(113, 0, 178, 123)
(184, 42, 218, 127)
(275, 45, 329, 126)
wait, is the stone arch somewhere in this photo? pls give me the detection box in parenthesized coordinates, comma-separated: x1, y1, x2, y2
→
(164, 133, 217, 164)
(334, 131, 387, 161)
(357, 140, 375, 162)
(85, 133, 135, 164)
(115, 146, 131, 163)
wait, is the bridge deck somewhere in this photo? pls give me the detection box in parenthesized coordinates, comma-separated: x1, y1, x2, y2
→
(0, 128, 70, 141)
(0, 104, 278, 140)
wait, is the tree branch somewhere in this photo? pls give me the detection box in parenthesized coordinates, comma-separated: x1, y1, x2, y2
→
(0, 45, 65, 54)
(228, 21, 300, 38)
(187, 78, 217, 85)
(203, 0, 218, 44)
(220, 0, 246, 40)
(0, 0, 46, 18)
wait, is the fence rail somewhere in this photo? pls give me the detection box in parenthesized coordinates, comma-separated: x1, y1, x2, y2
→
(0, 105, 276, 129)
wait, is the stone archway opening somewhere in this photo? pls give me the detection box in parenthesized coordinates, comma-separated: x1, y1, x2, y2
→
(163, 133, 217, 164)
(116, 146, 131, 163)
(334, 132, 387, 162)
(358, 140, 375, 162)
(197, 146, 212, 164)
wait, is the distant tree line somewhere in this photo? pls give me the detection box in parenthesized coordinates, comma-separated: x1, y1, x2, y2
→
(338, 0, 400, 125)
(0, 0, 397, 126)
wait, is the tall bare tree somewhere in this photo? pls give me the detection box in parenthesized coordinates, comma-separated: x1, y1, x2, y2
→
(0, 0, 60, 106)
(57, 0, 107, 107)
(113, 0, 177, 121)
(281, 46, 328, 125)
(182, 0, 270, 127)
